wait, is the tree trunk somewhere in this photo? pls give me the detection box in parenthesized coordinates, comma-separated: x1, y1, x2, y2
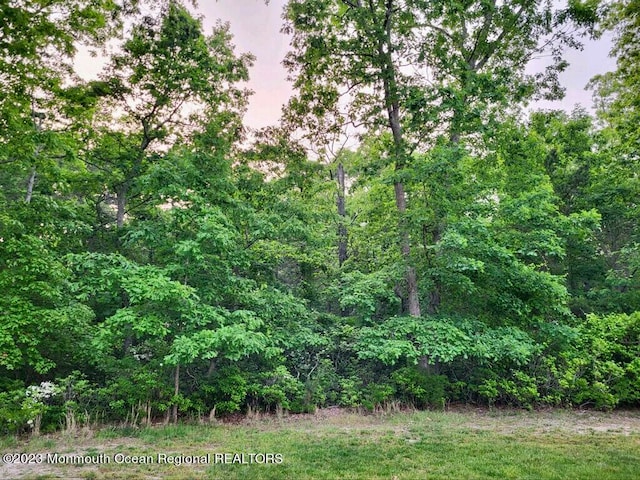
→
(25, 166, 36, 203)
(116, 183, 127, 228)
(423, 91, 465, 314)
(172, 364, 180, 424)
(122, 330, 133, 355)
(427, 224, 442, 314)
(394, 181, 421, 316)
(206, 359, 217, 377)
(336, 162, 348, 267)
(27, 108, 43, 204)
(122, 294, 132, 355)
(380, 16, 421, 317)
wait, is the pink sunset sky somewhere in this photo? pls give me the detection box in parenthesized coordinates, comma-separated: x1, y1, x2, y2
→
(74, 0, 616, 130)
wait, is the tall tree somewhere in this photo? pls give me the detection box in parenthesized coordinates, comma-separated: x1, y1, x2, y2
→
(282, 0, 598, 316)
(89, 0, 252, 228)
(586, 0, 640, 312)
(0, 0, 135, 382)
(0, 0, 135, 204)
(589, 0, 640, 160)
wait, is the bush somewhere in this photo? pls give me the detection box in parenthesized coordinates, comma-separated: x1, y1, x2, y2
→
(477, 371, 540, 408)
(557, 312, 640, 409)
(391, 367, 448, 408)
(361, 382, 396, 411)
(246, 366, 305, 413)
(0, 381, 61, 435)
(99, 367, 171, 424)
(199, 366, 248, 416)
(337, 377, 361, 407)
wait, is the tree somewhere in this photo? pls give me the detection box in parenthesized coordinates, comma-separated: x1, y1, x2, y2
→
(589, 0, 640, 160)
(527, 109, 605, 315)
(0, 0, 134, 203)
(587, 0, 640, 312)
(89, 0, 252, 228)
(282, 0, 598, 316)
(0, 201, 95, 380)
(0, 0, 132, 377)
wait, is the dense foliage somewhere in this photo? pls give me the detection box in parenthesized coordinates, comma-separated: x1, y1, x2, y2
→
(1, 0, 638, 434)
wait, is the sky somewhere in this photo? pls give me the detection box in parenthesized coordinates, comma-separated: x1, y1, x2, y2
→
(75, 0, 617, 130)
(205, 0, 618, 125)
(195, 0, 292, 130)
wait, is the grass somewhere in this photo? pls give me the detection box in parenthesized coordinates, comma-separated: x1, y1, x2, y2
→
(1, 408, 639, 479)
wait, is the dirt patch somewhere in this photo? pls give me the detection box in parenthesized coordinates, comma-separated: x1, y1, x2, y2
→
(231, 405, 640, 434)
(440, 406, 640, 435)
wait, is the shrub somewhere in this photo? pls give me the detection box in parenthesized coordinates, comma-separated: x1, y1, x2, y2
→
(0, 380, 61, 435)
(200, 366, 248, 416)
(557, 312, 640, 409)
(361, 382, 396, 411)
(246, 366, 305, 413)
(477, 371, 540, 408)
(391, 367, 448, 408)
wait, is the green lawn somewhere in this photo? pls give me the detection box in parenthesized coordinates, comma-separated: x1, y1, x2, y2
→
(1, 409, 639, 479)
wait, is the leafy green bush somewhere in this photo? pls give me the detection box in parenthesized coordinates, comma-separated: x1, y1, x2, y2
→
(391, 367, 448, 408)
(477, 371, 540, 408)
(337, 377, 361, 407)
(0, 386, 28, 435)
(200, 366, 248, 416)
(555, 312, 640, 409)
(361, 382, 396, 411)
(299, 358, 341, 409)
(98, 365, 171, 424)
(357, 316, 470, 366)
(246, 366, 305, 412)
(0, 380, 62, 435)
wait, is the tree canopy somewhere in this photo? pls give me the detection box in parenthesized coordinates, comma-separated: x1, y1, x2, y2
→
(1, 0, 639, 434)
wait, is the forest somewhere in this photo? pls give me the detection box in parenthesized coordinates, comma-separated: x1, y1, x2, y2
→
(1, 0, 639, 436)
